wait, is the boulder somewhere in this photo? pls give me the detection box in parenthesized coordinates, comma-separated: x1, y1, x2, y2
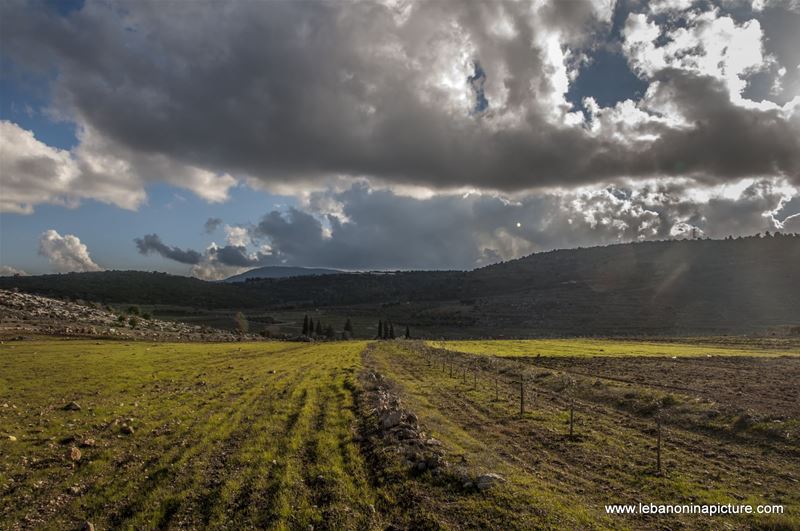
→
(63, 401, 82, 411)
(381, 410, 402, 430)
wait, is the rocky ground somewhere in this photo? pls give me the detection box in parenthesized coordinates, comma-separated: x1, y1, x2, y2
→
(0, 289, 263, 342)
(358, 344, 506, 493)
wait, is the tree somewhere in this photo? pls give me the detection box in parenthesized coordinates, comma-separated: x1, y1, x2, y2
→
(344, 318, 353, 334)
(383, 321, 390, 340)
(389, 322, 395, 339)
(325, 324, 335, 339)
(234, 311, 249, 333)
(302, 314, 309, 336)
(404, 325, 410, 339)
(377, 320, 383, 339)
(309, 317, 314, 336)
(316, 320, 323, 336)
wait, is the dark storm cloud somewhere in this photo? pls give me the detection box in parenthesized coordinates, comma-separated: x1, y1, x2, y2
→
(209, 245, 262, 268)
(246, 181, 798, 270)
(134, 233, 202, 265)
(601, 69, 800, 181)
(2, 0, 798, 198)
(204, 217, 222, 234)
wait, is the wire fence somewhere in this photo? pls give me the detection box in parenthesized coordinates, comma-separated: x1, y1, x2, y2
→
(408, 342, 668, 474)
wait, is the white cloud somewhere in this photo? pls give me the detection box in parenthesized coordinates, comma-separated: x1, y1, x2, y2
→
(0, 265, 27, 276)
(224, 225, 250, 247)
(0, 121, 80, 214)
(0, 121, 237, 214)
(38, 229, 102, 272)
(649, 0, 694, 14)
(623, 7, 770, 104)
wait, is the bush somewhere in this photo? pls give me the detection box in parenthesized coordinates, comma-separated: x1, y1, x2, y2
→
(142, 312, 152, 320)
(117, 314, 126, 323)
(128, 316, 139, 328)
(127, 306, 140, 315)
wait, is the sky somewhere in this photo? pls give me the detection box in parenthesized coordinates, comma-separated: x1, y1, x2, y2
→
(1, 0, 799, 279)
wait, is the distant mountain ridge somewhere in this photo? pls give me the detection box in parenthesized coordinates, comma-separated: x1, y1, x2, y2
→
(2, 235, 798, 336)
(222, 266, 343, 283)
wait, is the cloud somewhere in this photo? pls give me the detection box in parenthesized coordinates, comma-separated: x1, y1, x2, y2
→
(2, 0, 798, 207)
(0, 265, 27, 276)
(134, 233, 202, 265)
(204, 217, 223, 234)
(137, 179, 798, 275)
(38, 229, 102, 272)
(0, 120, 236, 214)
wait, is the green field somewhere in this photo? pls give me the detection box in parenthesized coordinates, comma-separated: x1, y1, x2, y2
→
(2, 338, 798, 529)
(428, 338, 800, 358)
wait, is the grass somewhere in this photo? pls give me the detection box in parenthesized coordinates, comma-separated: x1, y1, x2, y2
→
(368, 341, 800, 529)
(2, 337, 798, 529)
(428, 338, 800, 358)
(0, 339, 376, 529)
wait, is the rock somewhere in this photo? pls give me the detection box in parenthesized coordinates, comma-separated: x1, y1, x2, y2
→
(397, 428, 417, 440)
(68, 446, 82, 462)
(415, 461, 427, 472)
(68, 485, 81, 495)
(63, 401, 82, 411)
(81, 522, 95, 531)
(80, 438, 96, 448)
(476, 473, 505, 491)
(120, 424, 134, 435)
(425, 437, 442, 446)
(381, 410, 402, 430)
(6, 435, 17, 442)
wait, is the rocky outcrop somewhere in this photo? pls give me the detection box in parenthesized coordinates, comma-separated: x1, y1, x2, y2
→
(0, 289, 262, 342)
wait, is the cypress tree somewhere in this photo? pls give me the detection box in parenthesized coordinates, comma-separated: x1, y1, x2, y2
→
(405, 325, 410, 339)
(344, 318, 353, 334)
(383, 321, 389, 340)
(389, 323, 395, 339)
(316, 320, 323, 336)
(309, 317, 314, 336)
(377, 320, 383, 339)
(302, 315, 309, 336)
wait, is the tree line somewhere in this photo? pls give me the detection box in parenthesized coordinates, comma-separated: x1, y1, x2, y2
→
(376, 319, 410, 340)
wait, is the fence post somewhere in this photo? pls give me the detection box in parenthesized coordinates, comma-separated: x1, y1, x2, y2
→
(569, 399, 575, 438)
(656, 407, 662, 475)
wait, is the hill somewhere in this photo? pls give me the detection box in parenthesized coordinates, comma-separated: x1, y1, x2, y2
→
(222, 265, 343, 283)
(2, 235, 798, 336)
